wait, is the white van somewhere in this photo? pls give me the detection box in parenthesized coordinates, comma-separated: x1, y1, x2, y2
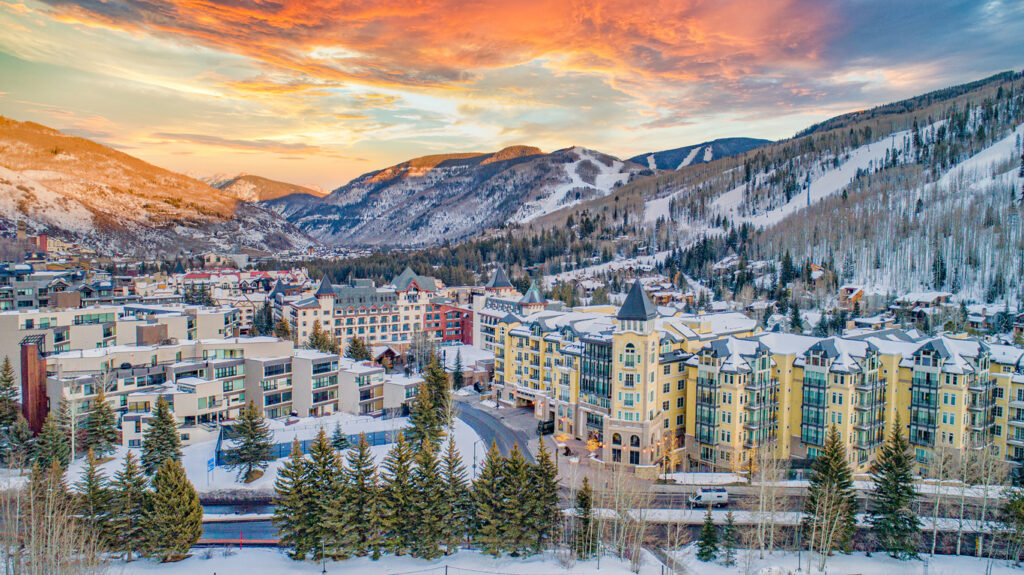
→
(689, 487, 728, 508)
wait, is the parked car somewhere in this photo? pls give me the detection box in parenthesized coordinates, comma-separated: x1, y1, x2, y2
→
(689, 487, 728, 508)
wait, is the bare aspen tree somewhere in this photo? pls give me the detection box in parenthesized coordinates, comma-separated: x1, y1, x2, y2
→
(971, 441, 1008, 558)
(748, 442, 787, 558)
(927, 444, 954, 556)
(807, 482, 849, 572)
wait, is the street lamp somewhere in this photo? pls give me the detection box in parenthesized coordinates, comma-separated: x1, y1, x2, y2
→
(471, 439, 486, 479)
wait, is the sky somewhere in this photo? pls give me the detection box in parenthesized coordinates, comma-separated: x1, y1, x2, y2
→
(1, 0, 1022, 190)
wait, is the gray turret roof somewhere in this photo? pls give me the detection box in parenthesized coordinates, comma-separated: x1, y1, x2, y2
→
(314, 276, 335, 297)
(486, 266, 514, 289)
(617, 280, 657, 321)
(520, 281, 545, 305)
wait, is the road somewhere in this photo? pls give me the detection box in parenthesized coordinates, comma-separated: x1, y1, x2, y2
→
(456, 400, 535, 463)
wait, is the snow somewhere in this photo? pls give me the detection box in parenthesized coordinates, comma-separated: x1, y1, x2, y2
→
(544, 252, 672, 286)
(702, 145, 714, 163)
(676, 146, 702, 169)
(124, 547, 666, 575)
(660, 472, 745, 485)
(936, 122, 1024, 189)
(64, 411, 482, 494)
(515, 148, 632, 223)
(671, 544, 1017, 575)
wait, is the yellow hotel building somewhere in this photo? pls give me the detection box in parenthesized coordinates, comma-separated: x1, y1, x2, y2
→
(493, 280, 1023, 477)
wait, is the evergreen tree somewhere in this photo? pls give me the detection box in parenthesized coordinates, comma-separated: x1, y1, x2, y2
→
(501, 444, 532, 555)
(805, 425, 857, 552)
(869, 416, 920, 558)
(573, 476, 596, 559)
(141, 397, 181, 475)
(411, 437, 445, 559)
(75, 449, 113, 549)
(526, 441, 559, 553)
(329, 433, 381, 558)
(144, 458, 203, 562)
(452, 350, 464, 389)
(306, 320, 340, 354)
(83, 387, 117, 458)
(407, 375, 440, 448)
(346, 337, 372, 361)
(439, 433, 470, 554)
(1001, 486, 1024, 564)
(380, 432, 416, 555)
(274, 439, 316, 559)
(33, 409, 70, 469)
(2, 412, 33, 467)
(472, 441, 506, 556)
(0, 356, 18, 427)
(331, 422, 350, 451)
(306, 428, 341, 560)
(227, 400, 274, 482)
(274, 317, 292, 340)
(696, 507, 719, 562)
(722, 510, 737, 566)
(789, 300, 803, 332)
(111, 450, 148, 561)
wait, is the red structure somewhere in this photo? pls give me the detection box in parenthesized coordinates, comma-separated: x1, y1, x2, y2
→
(20, 335, 49, 433)
(423, 303, 473, 344)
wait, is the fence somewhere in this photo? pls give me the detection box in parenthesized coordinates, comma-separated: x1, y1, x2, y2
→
(215, 427, 403, 466)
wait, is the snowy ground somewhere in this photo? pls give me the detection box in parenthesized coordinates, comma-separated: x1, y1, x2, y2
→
(661, 472, 746, 485)
(60, 412, 482, 496)
(672, 544, 1018, 575)
(544, 252, 672, 287)
(123, 547, 665, 575)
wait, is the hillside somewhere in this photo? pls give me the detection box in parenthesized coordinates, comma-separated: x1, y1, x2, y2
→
(628, 137, 770, 170)
(0, 117, 314, 254)
(267, 145, 646, 246)
(212, 174, 328, 202)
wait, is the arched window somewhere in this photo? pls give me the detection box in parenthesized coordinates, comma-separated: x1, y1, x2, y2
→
(630, 435, 640, 448)
(612, 433, 622, 445)
(624, 343, 637, 367)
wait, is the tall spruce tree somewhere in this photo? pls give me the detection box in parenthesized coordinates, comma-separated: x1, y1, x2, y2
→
(473, 441, 506, 556)
(805, 425, 857, 552)
(83, 387, 117, 458)
(501, 444, 532, 556)
(526, 441, 559, 553)
(227, 401, 274, 482)
(407, 377, 439, 448)
(141, 397, 181, 475)
(452, 351, 464, 389)
(0, 356, 18, 427)
(380, 432, 416, 555)
(306, 320, 339, 354)
(439, 432, 470, 554)
(144, 458, 203, 562)
(274, 317, 292, 340)
(331, 422, 350, 451)
(573, 477, 596, 559)
(869, 416, 920, 558)
(274, 439, 316, 559)
(75, 449, 113, 550)
(329, 433, 381, 558)
(696, 507, 719, 562)
(111, 450, 148, 561)
(722, 510, 737, 566)
(306, 428, 341, 560)
(411, 437, 445, 559)
(33, 409, 70, 469)
(346, 337, 372, 361)
(2, 413, 33, 467)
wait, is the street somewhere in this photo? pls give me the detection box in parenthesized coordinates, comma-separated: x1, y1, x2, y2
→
(455, 398, 536, 463)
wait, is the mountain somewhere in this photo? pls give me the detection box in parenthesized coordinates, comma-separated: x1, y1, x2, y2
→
(0, 117, 314, 254)
(266, 145, 646, 246)
(211, 174, 328, 202)
(628, 137, 770, 171)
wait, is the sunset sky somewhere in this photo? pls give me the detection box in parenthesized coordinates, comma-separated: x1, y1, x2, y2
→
(1, 0, 1021, 190)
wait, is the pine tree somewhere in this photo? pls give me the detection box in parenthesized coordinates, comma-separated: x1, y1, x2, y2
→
(274, 439, 316, 559)
(380, 432, 416, 555)
(573, 476, 596, 559)
(33, 409, 70, 469)
(84, 387, 117, 458)
(346, 337, 372, 361)
(789, 300, 803, 332)
(805, 425, 857, 552)
(274, 317, 292, 340)
(227, 400, 274, 482)
(331, 422, 350, 451)
(2, 412, 34, 467)
(501, 444, 532, 556)
(407, 375, 439, 449)
(0, 356, 18, 427)
(526, 440, 559, 553)
(144, 458, 203, 562)
(473, 441, 506, 556)
(452, 350, 464, 389)
(306, 428, 341, 560)
(696, 506, 719, 562)
(869, 416, 920, 558)
(722, 510, 737, 566)
(306, 320, 339, 354)
(75, 449, 113, 549)
(111, 450, 148, 561)
(329, 433, 381, 558)
(439, 432, 470, 554)
(141, 397, 181, 475)
(411, 437, 445, 559)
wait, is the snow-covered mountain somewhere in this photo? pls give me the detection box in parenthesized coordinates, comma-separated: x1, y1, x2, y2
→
(266, 145, 646, 246)
(628, 137, 770, 171)
(211, 174, 328, 203)
(0, 117, 315, 254)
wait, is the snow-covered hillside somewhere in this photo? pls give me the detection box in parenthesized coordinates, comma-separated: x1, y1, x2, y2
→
(513, 147, 633, 223)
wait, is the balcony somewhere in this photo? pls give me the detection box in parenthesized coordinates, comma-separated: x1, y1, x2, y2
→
(1008, 435, 1024, 447)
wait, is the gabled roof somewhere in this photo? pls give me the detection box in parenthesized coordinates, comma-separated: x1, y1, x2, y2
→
(391, 266, 438, 292)
(520, 281, 545, 305)
(617, 279, 657, 321)
(486, 266, 514, 289)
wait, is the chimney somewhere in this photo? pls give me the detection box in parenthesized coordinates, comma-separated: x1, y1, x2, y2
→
(20, 335, 48, 434)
